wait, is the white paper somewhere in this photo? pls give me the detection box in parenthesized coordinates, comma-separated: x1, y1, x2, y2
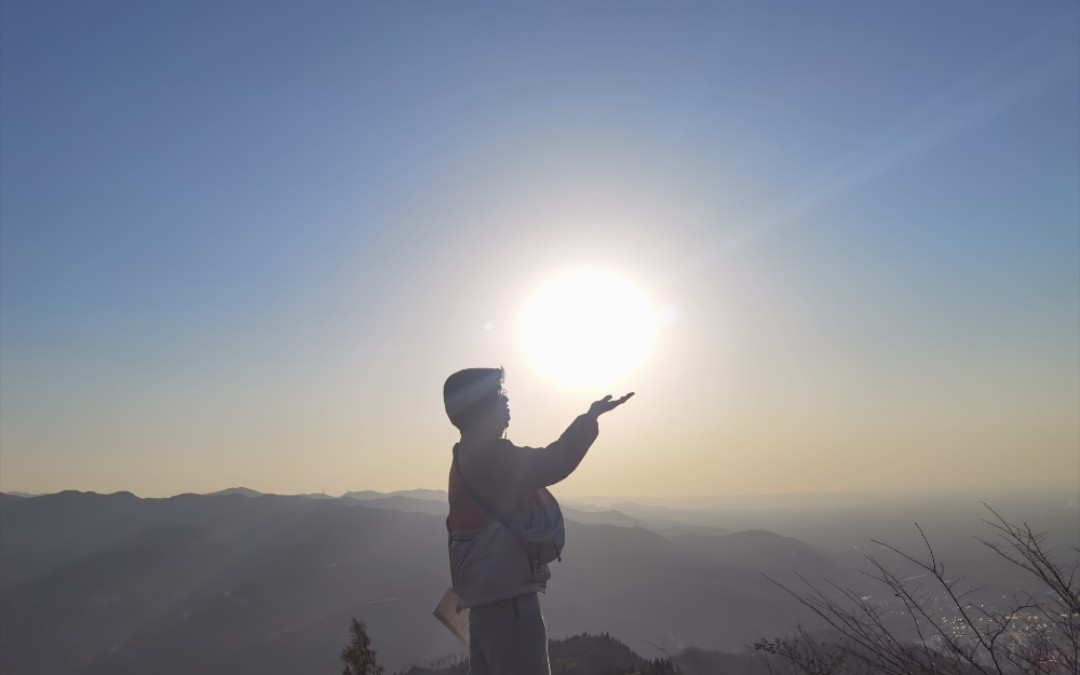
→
(432, 587, 470, 646)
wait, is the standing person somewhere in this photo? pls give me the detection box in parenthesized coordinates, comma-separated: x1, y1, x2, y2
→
(443, 367, 633, 675)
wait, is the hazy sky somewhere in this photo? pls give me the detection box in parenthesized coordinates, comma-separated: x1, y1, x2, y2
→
(2, 1, 1078, 499)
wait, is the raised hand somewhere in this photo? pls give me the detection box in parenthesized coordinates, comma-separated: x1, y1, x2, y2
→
(587, 392, 635, 417)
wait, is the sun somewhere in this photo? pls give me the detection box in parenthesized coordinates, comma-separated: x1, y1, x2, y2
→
(519, 269, 656, 390)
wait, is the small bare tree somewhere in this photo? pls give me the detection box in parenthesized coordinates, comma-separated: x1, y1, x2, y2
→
(755, 506, 1079, 675)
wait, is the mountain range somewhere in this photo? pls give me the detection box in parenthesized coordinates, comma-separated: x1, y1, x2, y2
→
(0, 489, 831, 673)
(3, 487, 1073, 673)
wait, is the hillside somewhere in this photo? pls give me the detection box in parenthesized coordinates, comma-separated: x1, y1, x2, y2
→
(0, 491, 826, 673)
(404, 633, 683, 674)
(6, 489, 1064, 673)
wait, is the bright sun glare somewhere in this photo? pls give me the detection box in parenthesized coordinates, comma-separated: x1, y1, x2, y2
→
(519, 269, 656, 390)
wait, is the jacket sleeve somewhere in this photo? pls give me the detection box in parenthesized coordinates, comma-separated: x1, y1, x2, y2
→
(499, 414, 600, 489)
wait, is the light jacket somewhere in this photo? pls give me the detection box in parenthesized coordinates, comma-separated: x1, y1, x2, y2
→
(448, 488, 565, 608)
(446, 414, 599, 608)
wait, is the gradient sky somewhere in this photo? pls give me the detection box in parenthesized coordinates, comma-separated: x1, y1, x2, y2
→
(2, 1, 1078, 499)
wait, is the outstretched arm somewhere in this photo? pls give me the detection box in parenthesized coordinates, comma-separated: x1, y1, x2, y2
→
(511, 393, 635, 489)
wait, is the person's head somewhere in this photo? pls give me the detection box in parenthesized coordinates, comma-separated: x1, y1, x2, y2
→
(443, 367, 509, 438)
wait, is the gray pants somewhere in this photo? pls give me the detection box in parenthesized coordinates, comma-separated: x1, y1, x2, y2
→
(468, 593, 550, 675)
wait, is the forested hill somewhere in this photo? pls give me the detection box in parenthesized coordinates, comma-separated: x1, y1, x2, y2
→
(404, 633, 677, 674)
(403, 632, 771, 674)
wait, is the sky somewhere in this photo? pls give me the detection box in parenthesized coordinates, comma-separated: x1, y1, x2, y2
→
(1, 1, 1078, 500)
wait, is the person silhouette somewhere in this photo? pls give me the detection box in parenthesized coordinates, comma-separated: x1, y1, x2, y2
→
(443, 367, 633, 675)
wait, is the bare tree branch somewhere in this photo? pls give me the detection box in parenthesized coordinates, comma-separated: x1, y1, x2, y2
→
(758, 506, 1079, 675)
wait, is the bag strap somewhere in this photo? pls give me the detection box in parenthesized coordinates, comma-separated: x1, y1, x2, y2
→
(452, 443, 519, 531)
(452, 445, 558, 570)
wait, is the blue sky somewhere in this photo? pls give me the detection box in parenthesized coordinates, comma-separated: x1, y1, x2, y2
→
(2, 1, 1077, 497)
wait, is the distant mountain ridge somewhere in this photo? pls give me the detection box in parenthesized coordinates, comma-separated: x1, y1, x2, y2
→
(193, 488, 650, 530)
(201, 487, 450, 501)
(0, 490, 828, 674)
(198, 487, 449, 501)
(205, 487, 264, 497)
(343, 488, 447, 502)
(2, 488, 1066, 673)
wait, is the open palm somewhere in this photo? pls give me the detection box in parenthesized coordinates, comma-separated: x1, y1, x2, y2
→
(588, 392, 634, 417)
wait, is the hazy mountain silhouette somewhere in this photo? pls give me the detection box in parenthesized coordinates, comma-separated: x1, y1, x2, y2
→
(343, 489, 447, 502)
(205, 487, 264, 497)
(351, 495, 449, 516)
(0, 491, 827, 673)
(349, 493, 643, 529)
(4, 490, 1070, 673)
(2, 493, 453, 674)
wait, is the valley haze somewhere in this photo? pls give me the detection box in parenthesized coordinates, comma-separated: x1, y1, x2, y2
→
(1, 485, 1075, 673)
